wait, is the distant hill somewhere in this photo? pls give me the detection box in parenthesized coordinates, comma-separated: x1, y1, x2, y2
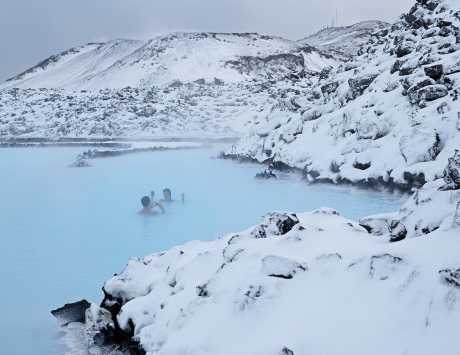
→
(299, 20, 389, 57)
(2, 33, 336, 90)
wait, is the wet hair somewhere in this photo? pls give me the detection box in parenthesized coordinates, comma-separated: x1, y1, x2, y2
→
(141, 196, 151, 208)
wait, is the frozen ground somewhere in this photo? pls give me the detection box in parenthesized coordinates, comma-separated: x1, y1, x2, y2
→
(0, 146, 402, 355)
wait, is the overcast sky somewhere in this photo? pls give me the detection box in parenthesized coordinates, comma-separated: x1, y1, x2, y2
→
(0, 0, 412, 81)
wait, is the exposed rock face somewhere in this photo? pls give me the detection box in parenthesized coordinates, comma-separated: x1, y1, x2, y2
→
(225, 53, 305, 79)
(51, 300, 90, 326)
(424, 64, 444, 80)
(348, 74, 378, 98)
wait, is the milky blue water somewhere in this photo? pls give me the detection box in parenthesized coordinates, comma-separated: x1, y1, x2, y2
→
(0, 146, 403, 355)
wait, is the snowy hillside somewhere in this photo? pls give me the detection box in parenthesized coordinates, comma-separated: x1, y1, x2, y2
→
(0, 33, 338, 138)
(299, 21, 389, 57)
(229, 0, 460, 191)
(2, 33, 334, 90)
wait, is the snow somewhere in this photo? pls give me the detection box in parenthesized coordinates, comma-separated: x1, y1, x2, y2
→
(72, 202, 460, 355)
(230, 0, 460, 189)
(299, 20, 389, 57)
(2, 0, 460, 353)
(1, 33, 333, 91)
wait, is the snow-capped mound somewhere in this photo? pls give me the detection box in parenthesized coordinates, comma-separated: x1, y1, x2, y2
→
(62, 202, 460, 355)
(299, 20, 389, 57)
(229, 0, 460, 191)
(4, 39, 144, 89)
(2, 32, 335, 90)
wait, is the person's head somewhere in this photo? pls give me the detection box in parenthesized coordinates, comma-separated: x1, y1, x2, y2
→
(163, 188, 172, 201)
(141, 196, 151, 208)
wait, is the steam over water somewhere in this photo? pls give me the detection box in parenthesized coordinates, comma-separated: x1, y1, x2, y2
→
(0, 146, 402, 355)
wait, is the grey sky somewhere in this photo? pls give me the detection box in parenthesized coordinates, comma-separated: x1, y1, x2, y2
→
(0, 0, 412, 81)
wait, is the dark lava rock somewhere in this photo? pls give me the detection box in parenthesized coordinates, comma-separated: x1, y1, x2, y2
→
(281, 347, 295, 355)
(348, 74, 378, 98)
(51, 299, 90, 326)
(391, 59, 405, 74)
(97, 289, 146, 355)
(255, 169, 277, 180)
(321, 81, 339, 95)
(408, 78, 436, 103)
(439, 268, 460, 287)
(399, 65, 416, 76)
(440, 150, 460, 190)
(396, 44, 413, 58)
(264, 212, 300, 236)
(353, 160, 371, 170)
(389, 221, 407, 242)
(403, 171, 427, 188)
(417, 84, 448, 102)
(424, 64, 444, 80)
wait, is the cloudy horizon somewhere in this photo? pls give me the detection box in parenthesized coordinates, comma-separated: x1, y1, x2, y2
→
(0, 0, 412, 81)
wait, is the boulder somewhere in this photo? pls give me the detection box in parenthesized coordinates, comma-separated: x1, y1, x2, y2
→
(395, 44, 413, 58)
(389, 221, 407, 242)
(359, 213, 395, 236)
(263, 212, 300, 236)
(348, 74, 378, 98)
(407, 78, 436, 103)
(424, 64, 444, 80)
(51, 299, 91, 326)
(321, 81, 339, 95)
(417, 84, 448, 102)
(399, 129, 442, 165)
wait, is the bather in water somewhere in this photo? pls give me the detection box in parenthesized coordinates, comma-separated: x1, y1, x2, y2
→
(163, 188, 172, 202)
(139, 196, 155, 216)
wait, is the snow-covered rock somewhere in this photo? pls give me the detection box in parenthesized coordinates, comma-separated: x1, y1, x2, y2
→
(229, 0, 460, 191)
(62, 202, 460, 355)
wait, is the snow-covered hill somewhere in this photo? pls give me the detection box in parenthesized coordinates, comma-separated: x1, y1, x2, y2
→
(229, 0, 460, 191)
(0, 33, 339, 138)
(299, 21, 389, 57)
(2, 33, 334, 90)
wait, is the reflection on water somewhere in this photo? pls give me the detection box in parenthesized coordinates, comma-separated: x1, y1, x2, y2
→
(0, 146, 403, 355)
